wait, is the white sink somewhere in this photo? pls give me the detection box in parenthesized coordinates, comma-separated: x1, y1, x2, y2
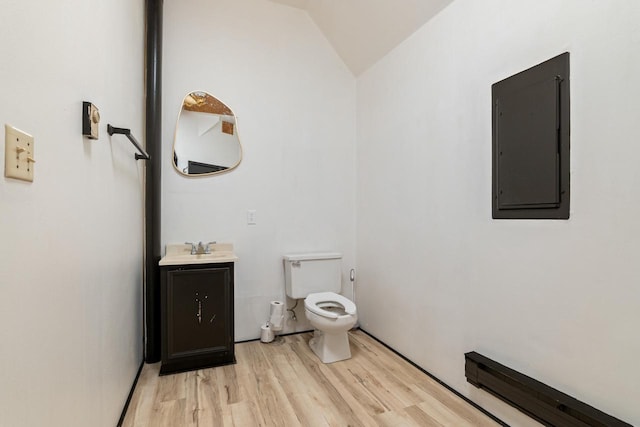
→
(159, 243, 238, 266)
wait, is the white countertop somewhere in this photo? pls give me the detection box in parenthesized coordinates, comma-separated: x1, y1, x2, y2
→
(159, 243, 238, 266)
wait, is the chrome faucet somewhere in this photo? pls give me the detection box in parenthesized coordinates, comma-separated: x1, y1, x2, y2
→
(185, 241, 216, 255)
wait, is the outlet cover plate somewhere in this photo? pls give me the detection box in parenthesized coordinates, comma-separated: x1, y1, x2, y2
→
(247, 209, 256, 225)
(5, 124, 35, 182)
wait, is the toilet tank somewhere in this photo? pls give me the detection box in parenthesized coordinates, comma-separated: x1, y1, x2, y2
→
(283, 253, 342, 299)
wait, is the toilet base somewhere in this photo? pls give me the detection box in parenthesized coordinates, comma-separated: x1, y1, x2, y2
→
(308, 329, 352, 363)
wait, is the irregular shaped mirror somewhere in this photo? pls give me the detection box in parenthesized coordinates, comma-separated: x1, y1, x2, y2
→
(172, 91, 242, 176)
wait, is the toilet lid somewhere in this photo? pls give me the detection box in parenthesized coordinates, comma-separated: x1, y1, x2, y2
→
(305, 292, 356, 319)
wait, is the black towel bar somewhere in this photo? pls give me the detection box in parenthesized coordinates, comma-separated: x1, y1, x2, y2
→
(107, 124, 150, 160)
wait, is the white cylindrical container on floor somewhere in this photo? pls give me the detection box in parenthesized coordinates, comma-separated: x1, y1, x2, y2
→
(260, 323, 274, 343)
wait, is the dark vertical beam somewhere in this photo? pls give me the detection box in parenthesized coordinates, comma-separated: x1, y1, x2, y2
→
(144, 0, 162, 362)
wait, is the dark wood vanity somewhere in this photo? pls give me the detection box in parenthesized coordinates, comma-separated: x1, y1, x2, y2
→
(159, 245, 236, 375)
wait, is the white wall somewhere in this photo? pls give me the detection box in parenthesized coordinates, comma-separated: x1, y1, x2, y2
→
(357, 1, 640, 425)
(0, 1, 144, 426)
(163, 0, 357, 340)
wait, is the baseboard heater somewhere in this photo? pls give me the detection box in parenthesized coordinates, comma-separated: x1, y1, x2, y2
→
(465, 352, 631, 427)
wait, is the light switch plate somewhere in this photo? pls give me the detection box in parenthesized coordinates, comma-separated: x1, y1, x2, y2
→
(4, 124, 35, 182)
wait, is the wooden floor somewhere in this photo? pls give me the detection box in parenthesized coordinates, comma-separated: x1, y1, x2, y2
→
(122, 330, 500, 427)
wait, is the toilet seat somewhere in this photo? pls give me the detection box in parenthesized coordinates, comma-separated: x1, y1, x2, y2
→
(305, 292, 356, 319)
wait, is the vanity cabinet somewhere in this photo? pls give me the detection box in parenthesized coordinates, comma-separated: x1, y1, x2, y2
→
(160, 262, 235, 375)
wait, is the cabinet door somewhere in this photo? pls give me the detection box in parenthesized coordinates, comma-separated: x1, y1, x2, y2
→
(166, 267, 230, 359)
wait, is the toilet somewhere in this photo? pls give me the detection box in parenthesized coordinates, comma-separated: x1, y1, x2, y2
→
(283, 253, 357, 363)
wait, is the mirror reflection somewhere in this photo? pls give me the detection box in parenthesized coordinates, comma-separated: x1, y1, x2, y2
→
(173, 91, 242, 176)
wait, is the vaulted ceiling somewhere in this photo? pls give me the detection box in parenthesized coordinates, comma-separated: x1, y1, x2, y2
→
(269, 0, 454, 76)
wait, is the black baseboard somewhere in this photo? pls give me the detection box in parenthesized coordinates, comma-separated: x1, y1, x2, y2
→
(358, 328, 509, 427)
(235, 329, 314, 344)
(117, 361, 145, 427)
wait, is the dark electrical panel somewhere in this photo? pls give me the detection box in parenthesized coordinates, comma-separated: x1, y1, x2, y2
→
(492, 52, 570, 219)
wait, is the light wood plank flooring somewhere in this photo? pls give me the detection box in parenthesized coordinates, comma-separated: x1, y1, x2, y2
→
(122, 330, 500, 427)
